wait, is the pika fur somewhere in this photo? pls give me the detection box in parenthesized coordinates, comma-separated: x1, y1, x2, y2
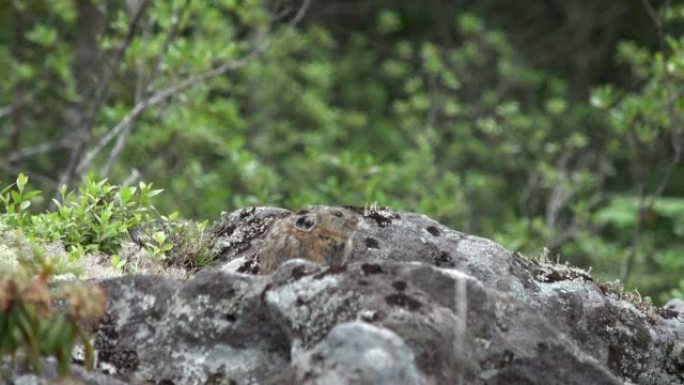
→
(258, 206, 360, 274)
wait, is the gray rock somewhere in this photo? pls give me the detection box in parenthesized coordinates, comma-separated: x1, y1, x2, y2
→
(8, 206, 683, 384)
(291, 322, 421, 385)
(5, 361, 129, 385)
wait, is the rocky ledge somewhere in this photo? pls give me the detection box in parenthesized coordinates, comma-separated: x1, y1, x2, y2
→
(11, 206, 684, 384)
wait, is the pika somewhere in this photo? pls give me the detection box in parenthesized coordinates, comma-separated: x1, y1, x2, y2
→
(258, 206, 359, 274)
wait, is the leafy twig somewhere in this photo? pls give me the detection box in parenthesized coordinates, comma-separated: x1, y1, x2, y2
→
(623, 0, 682, 285)
(77, 0, 311, 175)
(57, 0, 151, 192)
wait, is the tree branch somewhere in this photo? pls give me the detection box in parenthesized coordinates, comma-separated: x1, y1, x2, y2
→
(57, 0, 151, 191)
(5, 140, 70, 163)
(77, 43, 268, 175)
(78, 0, 311, 175)
(0, 105, 13, 120)
(100, 0, 194, 177)
(0, 164, 57, 188)
(622, 0, 683, 286)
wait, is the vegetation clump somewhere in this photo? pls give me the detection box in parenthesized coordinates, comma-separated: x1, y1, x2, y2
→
(0, 174, 211, 377)
(0, 244, 106, 377)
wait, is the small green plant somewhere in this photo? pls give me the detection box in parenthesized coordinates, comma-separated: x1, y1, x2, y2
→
(0, 174, 41, 229)
(39, 179, 163, 255)
(165, 218, 211, 269)
(0, 176, 166, 257)
(126, 214, 211, 270)
(0, 241, 106, 377)
(109, 254, 128, 273)
(1, 174, 212, 278)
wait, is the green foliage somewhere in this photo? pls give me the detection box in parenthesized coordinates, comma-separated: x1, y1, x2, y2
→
(1, 176, 163, 256)
(0, 173, 41, 229)
(0, 174, 213, 274)
(0, 240, 106, 377)
(41, 179, 162, 255)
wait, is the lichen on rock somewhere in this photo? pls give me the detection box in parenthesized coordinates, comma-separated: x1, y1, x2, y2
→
(7, 206, 683, 385)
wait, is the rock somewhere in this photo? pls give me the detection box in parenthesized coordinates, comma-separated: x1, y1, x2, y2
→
(8, 206, 684, 384)
(5, 361, 128, 385)
(290, 321, 421, 385)
(93, 262, 625, 385)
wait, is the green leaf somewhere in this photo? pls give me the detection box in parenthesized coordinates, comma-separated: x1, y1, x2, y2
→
(26, 24, 58, 47)
(19, 200, 31, 211)
(16, 173, 28, 192)
(152, 231, 167, 245)
(378, 9, 401, 34)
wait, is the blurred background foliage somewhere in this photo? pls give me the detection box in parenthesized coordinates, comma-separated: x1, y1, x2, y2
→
(0, 0, 683, 302)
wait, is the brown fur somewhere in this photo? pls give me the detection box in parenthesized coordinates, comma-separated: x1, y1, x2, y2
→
(258, 207, 359, 274)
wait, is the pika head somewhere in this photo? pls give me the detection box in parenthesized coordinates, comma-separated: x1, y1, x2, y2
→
(258, 206, 360, 274)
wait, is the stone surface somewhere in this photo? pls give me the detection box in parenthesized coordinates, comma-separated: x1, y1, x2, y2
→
(291, 322, 421, 385)
(8, 206, 684, 384)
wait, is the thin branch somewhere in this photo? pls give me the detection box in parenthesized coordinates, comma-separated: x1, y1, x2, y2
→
(621, 130, 648, 285)
(641, 0, 682, 204)
(101, 0, 194, 177)
(79, 0, 311, 175)
(5, 140, 70, 163)
(101, 123, 134, 177)
(622, 0, 682, 285)
(83, 0, 151, 132)
(57, 0, 151, 191)
(0, 163, 57, 188)
(122, 168, 141, 187)
(290, 0, 311, 25)
(0, 105, 13, 119)
(145, 0, 193, 95)
(621, 183, 646, 285)
(77, 43, 268, 174)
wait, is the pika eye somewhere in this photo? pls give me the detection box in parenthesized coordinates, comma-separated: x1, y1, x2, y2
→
(334, 211, 343, 217)
(294, 214, 317, 231)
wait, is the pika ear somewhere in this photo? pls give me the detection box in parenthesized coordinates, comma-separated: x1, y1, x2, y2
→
(294, 214, 317, 232)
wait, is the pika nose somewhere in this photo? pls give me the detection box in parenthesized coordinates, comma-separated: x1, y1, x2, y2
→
(294, 214, 317, 231)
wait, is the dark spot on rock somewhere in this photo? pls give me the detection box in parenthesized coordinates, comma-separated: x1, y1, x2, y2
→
(260, 283, 272, 302)
(312, 264, 347, 280)
(501, 350, 515, 365)
(342, 205, 366, 214)
(536, 341, 550, 352)
(365, 210, 400, 227)
(607, 344, 625, 373)
(361, 263, 384, 275)
(158, 379, 175, 385)
(358, 279, 369, 286)
(225, 313, 236, 322)
(311, 352, 325, 363)
(327, 265, 347, 274)
(206, 373, 230, 385)
(237, 258, 258, 274)
(112, 349, 140, 371)
(658, 308, 680, 319)
(239, 207, 256, 218)
(291, 266, 308, 280)
(216, 224, 236, 237)
(427, 226, 440, 236)
(363, 237, 380, 249)
(434, 251, 452, 267)
(385, 293, 422, 311)
(296, 297, 306, 306)
(392, 280, 408, 291)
